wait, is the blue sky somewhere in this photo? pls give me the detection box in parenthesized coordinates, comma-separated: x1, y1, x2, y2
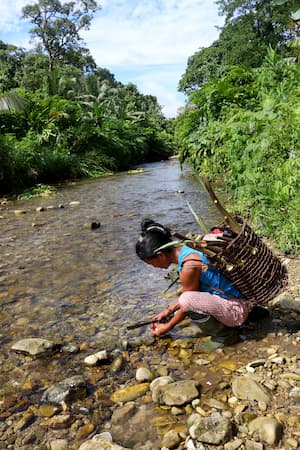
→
(0, 0, 224, 117)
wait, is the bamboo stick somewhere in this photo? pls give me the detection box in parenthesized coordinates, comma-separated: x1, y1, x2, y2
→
(203, 176, 241, 235)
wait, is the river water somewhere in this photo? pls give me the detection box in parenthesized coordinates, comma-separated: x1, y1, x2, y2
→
(1, 160, 299, 449)
(0, 160, 219, 376)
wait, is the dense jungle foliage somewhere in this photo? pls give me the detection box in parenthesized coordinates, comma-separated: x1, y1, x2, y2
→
(0, 0, 174, 195)
(1, 0, 299, 253)
(175, 0, 300, 254)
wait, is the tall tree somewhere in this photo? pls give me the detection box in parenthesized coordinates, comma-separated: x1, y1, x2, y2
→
(0, 41, 25, 92)
(179, 0, 300, 92)
(22, 0, 100, 74)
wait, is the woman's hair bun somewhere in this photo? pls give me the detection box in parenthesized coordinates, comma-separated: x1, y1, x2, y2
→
(140, 218, 171, 238)
(141, 218, 155, 233)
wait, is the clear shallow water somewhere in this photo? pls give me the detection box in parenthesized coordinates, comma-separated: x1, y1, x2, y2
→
(0, 160, 220, 352)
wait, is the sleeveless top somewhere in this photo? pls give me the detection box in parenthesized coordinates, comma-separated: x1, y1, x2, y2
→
(177, 245, 243, 299)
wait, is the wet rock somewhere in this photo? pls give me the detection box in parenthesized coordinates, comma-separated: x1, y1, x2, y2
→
(76, 423, 95, 440)
(161, 380, 199, 406)
(84, 354, 99, 366)
(232, 376, 271, 405)
(245, 440, 263, 450)
(69, 201, 80, 207)
(203, 398, 227, 410)
(224, 438, 244, 449)
(48, 439, 69, 450)
(161, 429, 181, 448)
(21, 430, 37, 445)
(61, 344, 80, 354)
(14, 410, 35, 432)
(150, 376, 174, 402)
(83, 222, 101, 230)
(42, 375, 87, 404)
(37, 405, 59, 417)
(43, 414, 72, 429)
(189, 414, 233, 445)
(135, 367, 154, 382)
(248, 416, 283, 445)
(289, 386, 300, 401)
(78, 432, 128, 449)
(32, 221, 46, 227)
(11, 337, 59, 356)
(110, 383, 149, 403)
(111, 404, 160, 448)
(110, 355, 123, 373)
(14, 209, 27, 215)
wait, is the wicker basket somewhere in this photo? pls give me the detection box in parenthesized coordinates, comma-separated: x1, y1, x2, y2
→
(215, 219, 288, 306)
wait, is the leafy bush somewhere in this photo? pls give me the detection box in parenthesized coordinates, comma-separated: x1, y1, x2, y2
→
(176, 50, 300, 254)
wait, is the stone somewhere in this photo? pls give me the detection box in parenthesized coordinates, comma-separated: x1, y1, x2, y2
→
(224, 439, 244, 450)
(44, 414, 72, 429)
(14, 410, 35, 432)
(289, 387, 300, 402)
(161, 429, 181, 449)
(76, 423, 95, 440)
(69, 201, 80, 206)
(248, 416, 283, 445)
(83, 222, 101, 230)
(232, 376, 271, 405)
(49, 439, 69, 450)
(84, 355, 99, 366)
(150, 376, 174, 403)
(111, 404, 161, 448)
(78, 434, 126, 449)
(161, 380, 199, 406)
(110, 383, 149, 403)
(245, 440, 263, 450)
(11, 338, 58, 356)
(136, 367, 154, 382)
(189, 414, 233, 445)
(42, 375, 87, 404)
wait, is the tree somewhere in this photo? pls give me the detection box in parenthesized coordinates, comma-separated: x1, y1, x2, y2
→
(22, 0, 100, 74)
(179, 0, 300, 92)
(0, 41, 25, 92)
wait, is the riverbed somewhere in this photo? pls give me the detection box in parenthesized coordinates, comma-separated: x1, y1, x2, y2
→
(0, 160, 299, 450)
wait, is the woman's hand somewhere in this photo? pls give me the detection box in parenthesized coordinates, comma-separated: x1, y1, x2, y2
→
(151, 322, 170, 336)
(150, 305, 187, 337)
(152, 307, 171, 323)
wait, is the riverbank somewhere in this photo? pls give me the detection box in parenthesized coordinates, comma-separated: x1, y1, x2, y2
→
(1, 254, 299, 450)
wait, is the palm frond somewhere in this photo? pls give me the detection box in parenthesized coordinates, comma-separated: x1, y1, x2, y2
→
(0, 93, 29, 114)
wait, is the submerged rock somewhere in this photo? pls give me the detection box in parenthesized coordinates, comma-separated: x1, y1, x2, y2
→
(110, 383, 149, 403)
(161, 380, 199, 406)
(11, 338, 59, 356)
(42, 375, 87, 404)
(189, 414, 233, 445)
(232, 376, 271, 405)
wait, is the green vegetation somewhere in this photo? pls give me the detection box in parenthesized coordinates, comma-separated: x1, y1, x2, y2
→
(1, 0, 299, 254)
(175, 0, 300, 254)
(0, 0, 174, 196)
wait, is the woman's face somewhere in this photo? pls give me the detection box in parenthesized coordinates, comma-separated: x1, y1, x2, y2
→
(145, 252, 170, 269)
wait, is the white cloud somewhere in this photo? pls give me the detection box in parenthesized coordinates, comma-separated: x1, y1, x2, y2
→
(83, 0, 223, 66)
(0, 0, 224, 116)
(0, 0, 28, 32)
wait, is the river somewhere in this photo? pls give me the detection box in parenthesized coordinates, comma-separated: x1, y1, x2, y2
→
(0, 160, 219, 377)
(0, 160, 299, 449)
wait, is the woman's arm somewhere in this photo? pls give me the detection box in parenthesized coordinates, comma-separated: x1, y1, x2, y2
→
(180, 254, 202, 292)
(151, 305, 186, 336)
(151, 254, 203, 336)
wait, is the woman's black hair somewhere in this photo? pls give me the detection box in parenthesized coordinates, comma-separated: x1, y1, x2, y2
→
(136, 218, 173, 261)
